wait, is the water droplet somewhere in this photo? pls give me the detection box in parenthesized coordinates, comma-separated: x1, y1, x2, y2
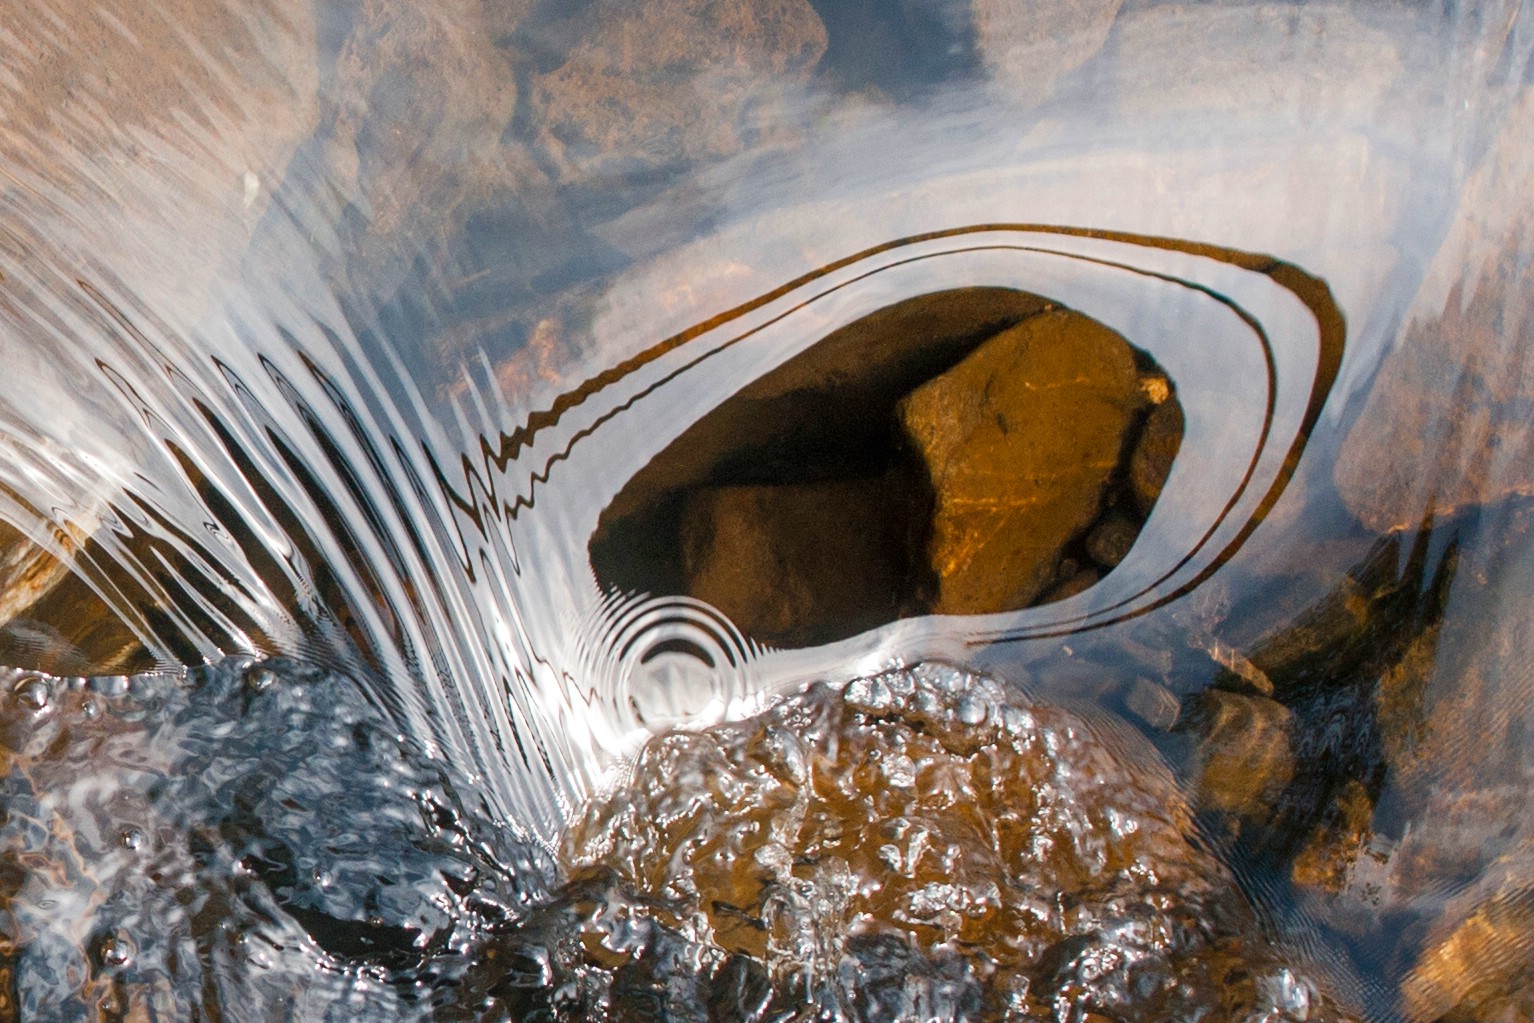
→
(955, 694, 988, 726)
(98, 933, 134, 968)
(120, 827, 145, 851)
(12, 675, 51, 712)
(243, 664, 277, 692)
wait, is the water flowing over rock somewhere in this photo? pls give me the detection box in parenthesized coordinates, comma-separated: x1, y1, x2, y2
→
(0, 0, 319, 316)
(0, 657, 553, 1021)
(551, 664, 1353, 1022)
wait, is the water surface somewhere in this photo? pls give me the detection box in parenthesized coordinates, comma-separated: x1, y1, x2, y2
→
(1, 0, 1532, 1019)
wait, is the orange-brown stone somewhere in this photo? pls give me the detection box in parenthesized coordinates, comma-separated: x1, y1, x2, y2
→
(898, 308, 1146, 615)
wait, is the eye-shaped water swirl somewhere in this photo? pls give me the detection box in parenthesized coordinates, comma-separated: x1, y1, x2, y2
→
(477, 225, 1342, 803)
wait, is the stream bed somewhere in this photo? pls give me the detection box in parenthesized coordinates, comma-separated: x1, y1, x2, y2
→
(1, 0, 1533, 1020)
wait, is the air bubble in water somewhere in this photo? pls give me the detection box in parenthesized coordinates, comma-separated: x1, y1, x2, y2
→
(120, 827, 145, 851)
(13, 675, 51, 712)
(243, 664, 277, 692)
(98, 933, 134, 969)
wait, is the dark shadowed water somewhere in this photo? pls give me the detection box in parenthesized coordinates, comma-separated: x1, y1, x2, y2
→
(1, 0, 1532, 1019)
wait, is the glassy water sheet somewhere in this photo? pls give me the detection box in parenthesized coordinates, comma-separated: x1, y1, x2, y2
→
(0, 0, 1533, 1020)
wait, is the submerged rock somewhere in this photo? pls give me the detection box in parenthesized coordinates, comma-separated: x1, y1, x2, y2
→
(1130, 397, 1184, 516)
(898, 308, 1148, 615)
(525, 0, 827, 185)
(972, 0, 1123, 101)
(1290, 779, 1374, 896)
(1403, 883, 1534, 1023)
(0, 522, 147, 675)
(0, 0, 319, 311)
(592, 293, 1181, 645)
(1181, 688, 1295, 821)
(0, 523, 78, 630)
(324, 0, 542, 292)
(1334, 87, 1534, 532)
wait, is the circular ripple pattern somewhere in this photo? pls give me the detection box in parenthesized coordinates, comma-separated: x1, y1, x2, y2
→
(575, 592, 761, 738)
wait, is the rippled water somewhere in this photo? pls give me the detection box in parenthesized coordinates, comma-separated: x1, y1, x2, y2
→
(1, 0, 1533, 1019)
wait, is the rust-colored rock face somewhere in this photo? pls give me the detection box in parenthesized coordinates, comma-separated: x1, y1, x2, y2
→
(560, 664, 1350, 1020)
(898, 309, 1148, 616)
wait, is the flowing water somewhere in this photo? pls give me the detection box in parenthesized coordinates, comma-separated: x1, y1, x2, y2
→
(1, 0, 1533, 1019)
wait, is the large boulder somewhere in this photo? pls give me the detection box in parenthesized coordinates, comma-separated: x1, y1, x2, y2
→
(560, 665, 1350, 1019)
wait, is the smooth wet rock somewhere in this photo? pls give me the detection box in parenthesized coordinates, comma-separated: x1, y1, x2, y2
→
(972, 0, 1123, 101)
(1130, 395, 1184, 516)
(680, 478, 911, 646)
(588, 288, 1051, 621)
(526, 0, 827, 185)
(1183, 688, 1295, 820)
(899, 308, 1146, 615)
(594, 288, 1051, 533)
